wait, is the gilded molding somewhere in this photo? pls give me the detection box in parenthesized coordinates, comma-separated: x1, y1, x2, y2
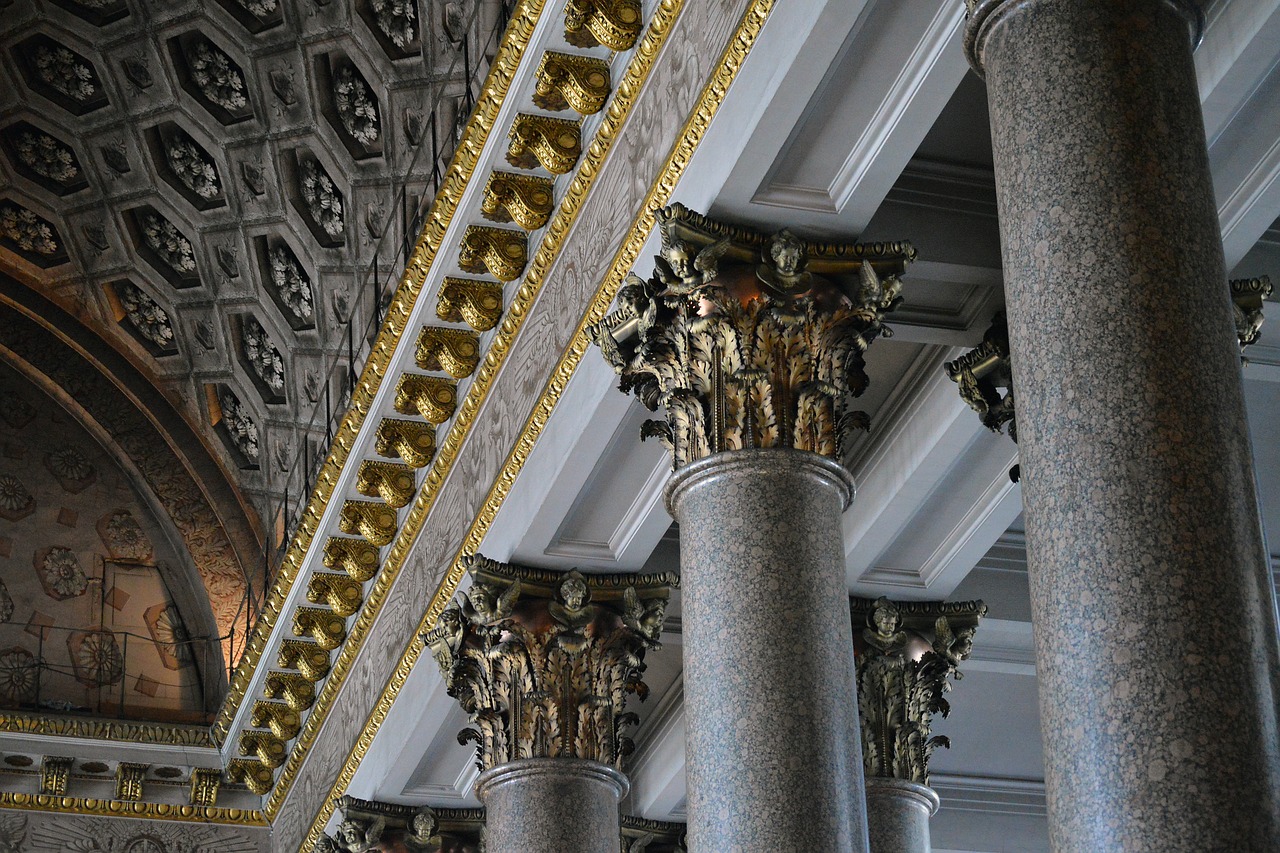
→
(355, 460, 418, 508)
(459, 225, 529, 281)
(564, 0, 643, 51)
(374, 418, 438, 468)
(533, 51, 611, 115)
(394, 374, 459, 423)
(338, 500, 399, 547)
(1231, 275, 1272, 350)
(298, 0, 766, 845)
(40, 756, 72, 796)
(250, 700, 302, 740)
(277, 639, 332, 682)
(189, 768, 222, 807)
(437, 277, 504, 331)
(415, 326, 481, 378)
(482, 171, 556, 230)
(507, 114, 582, 174)
(0, 792, 265, 825)
(265, 671, 316, 712)
(322, 536, 381, 582)
(114, 762, 147, 802)
(226, 759, 274, 796)
(0, 713, 213, 746)
(240, 731, 287, 768)
(293, 606, 349, 650)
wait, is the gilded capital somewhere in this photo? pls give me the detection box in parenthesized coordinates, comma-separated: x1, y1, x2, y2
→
(852, 596, 986, 785)
(1231, 275, 1272, 351)
(424, 555, 677, 772)
(590, 204, 913, 469)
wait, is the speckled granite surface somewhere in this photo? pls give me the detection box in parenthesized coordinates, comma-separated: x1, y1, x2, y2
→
(667, 449, 869, 853)
(865, 778, 938, 853)
(966, 0, 1280, 849)
(475, 758, 627, 853)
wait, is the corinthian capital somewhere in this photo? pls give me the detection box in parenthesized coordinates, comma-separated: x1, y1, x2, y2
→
(852, 596, 986, 785)
(590, 204, 913, 469)
(424, 555, 677, 772)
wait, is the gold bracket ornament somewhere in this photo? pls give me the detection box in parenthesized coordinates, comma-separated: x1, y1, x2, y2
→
(189, 767, 221, 807)
(307, 571, 365, 618)
(226, 758, 274, 795)
(323, 536, 381, 582)
(339, 499, 399, 546)
(944, 313, 1019, 481)
(564, 0, 642, 51)
(415, 326, 481, 377)
(277, 639, 332, 682)
(375, 417, 438, 468)
(507, 114, 582, 174)
(852, 597, 986, 785)
(265, 671, 316, 712)
(241, 731, 288, 768)
(356, 459, 418, 508)
(482, 172, 556, 230)
(533, 51, 611, 115)
(394, 374, 458, 424)
(1230, 275, 1273, 351)
(459, 225, 528, 282)
(115, 762, 147, 801)
(250, 700, 302, 740)
(40, 756, 72, 795)
(293, 606, 348, 650)
(438, 277, 504, 332)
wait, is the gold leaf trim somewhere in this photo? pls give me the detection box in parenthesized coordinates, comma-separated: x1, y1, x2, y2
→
(394, 374, 459, 423)
(322, 536, 381, 582)
(0, 713, 213, 746)
(565, 0, 643, 50)
(0, 792, 266, 825)
(338, 500, 399, 547)
(356, 459, 418, 508)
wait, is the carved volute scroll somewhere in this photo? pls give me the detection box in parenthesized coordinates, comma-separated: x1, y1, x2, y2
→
(589, 204, 914, 469)
(424, 555, 677, 773)
(1230, 275, 1272, 351)
(851, 596, 986, 786)
(945, 312, 1019, 481)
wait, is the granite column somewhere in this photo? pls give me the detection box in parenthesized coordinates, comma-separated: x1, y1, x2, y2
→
(964, 1, 1280, 849)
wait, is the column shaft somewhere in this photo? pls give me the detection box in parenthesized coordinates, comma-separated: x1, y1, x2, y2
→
(865, 779, 938, 853)
(476, 758, 627, 853)
(667, 449, 869, 853)
(968, 0, 1280, 849)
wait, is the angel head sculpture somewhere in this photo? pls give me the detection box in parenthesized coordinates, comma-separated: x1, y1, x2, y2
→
(863, 596, 907, 655)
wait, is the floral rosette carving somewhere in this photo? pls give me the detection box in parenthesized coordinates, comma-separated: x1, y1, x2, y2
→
(0, 475, 35, 521)
(140, 213, 197, 275)
(15, 132, 79, 184)
(0, 205, 59, 256)
(333, 64, 380, 146)
(34, 46, 97, 101)
(242, 316, 286, 395)
(269, 245, 314, 323)
(219, 390, 260, 463)
(188, 39, 248, 111)
(372, 0, 418, 47)
(40, 546, 89, 599)
(68, 629, 124, 687)
(0, 579, 13, 622)
(98, 509, 153, 562)
(300, 158, 344, 238)
(164, 132, 221, 199)
(0, 647, 36, 704)
(117, 282, 175, 351)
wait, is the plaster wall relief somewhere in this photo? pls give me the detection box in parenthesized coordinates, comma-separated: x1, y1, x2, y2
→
(0, 809, 270, 853)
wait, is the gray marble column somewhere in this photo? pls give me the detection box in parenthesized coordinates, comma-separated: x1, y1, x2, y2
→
(477, 759, 628, 853)
(964, 1, 1280, 849)
(668, 450, 867, 852)
(865, 779, 938, 853)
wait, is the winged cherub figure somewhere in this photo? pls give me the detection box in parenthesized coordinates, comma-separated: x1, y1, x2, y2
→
(334, 817, 385, 853)
(655, 236, 733, 297)
(622, 585, 667, 645)
(461, 579, 521, 630)
(932, 616, 976, 671)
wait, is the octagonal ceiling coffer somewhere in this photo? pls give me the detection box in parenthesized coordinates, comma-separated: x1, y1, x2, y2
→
(212, 0, 284, 34)
(47, 0, 130, 26)
(282, 147, 346, 248)
(11, 34, 110, 116)
(104, 280, 179, 358)
(0, 121, 89, 197)
(357, 0, 423, 61)
(123, 206, 202, 289)
(0, 199, 69, 268)
(254, 235, 316, 331)
(315, 52, 383, 161)
(145, 122, 227, 211)
(168, 32, 255, 126)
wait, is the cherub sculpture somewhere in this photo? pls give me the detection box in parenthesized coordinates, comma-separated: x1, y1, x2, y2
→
(461, 580, 521, 629)
(863, 597, 908, 656)
(403, 807, 439, 852)
(622, 585, 666, 645)
(427, 604, 466, 674)
(550, 571, 593, 653)
(334, 817, 384, 853)
(932, 616, 976, 670)
(655, 237, 732, 297)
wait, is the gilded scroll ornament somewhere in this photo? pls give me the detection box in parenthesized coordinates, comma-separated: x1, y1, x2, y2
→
(564, 0, 643, 51)
(1230, 275, 1272, 351)
(374, 417, 438, 468)
(394, 374, 458, 424)
(240, 730, 287, 768)
(250, 700, 302, 740)
(459, 225, 528, 281)
(265, 671, 316, 711)
(114, 762, 147, 801)
(293, 606, 349, 649)
(438, 277, 504, 331)
(226, 758, 273, 795)
(277, 639, 332, 682)
(189, 767, 222, 806)
(424, 555, 676, 771)
(852, 597, 985, 785)
(40, 756, 71, 795)
(507, 114, 582, 174)
(482, 172, 556, 230)
(323, 537, 381, 582)
(533, 51, 611, 115)
(945, 313, 1014, 438)
(307, 572, 365, 618)
(339, 499, 399, 546)
(356, 459, 418, 508)
(590, 204, 913, 468)
(415, 326, 481, 378)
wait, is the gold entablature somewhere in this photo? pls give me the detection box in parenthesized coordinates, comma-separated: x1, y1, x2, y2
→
(339, 499, 399, 547)
(564, 0, 642, 51)
(415, 326, 481, 377)
(437, 277, 505, 332)
(323, 536, 381, 582)
(0, 792, 265, 825)
(40, 756, 71, 796)
(356, 459, 418, 508)
(394, 374, 459, 424)
(115, 762, 147, 802)
(250, 700, 302, 740)
(189, 768, 222, 807)
(307, 571, 365, 617)
(0, 713, 213, 746)
(459, 225, 529, 281)
(534, 51, 612, 115)
(240, 731, 287, 768)
(375, 417, 438, 467)
(507, 114, 583, 174)
(482, 172, 556, 230)
(226, 758, 274, 796)
(265, 671, 316, 712)
(277, 639, 332, 682)
(293, 606, 348, 649)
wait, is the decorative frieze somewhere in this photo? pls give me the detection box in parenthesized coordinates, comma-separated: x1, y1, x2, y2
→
(852, 596, 985, 785)
(1231, 276, 1273, 351)
(564, 0, 643, 51)
(507, 114, 582, 174)
(533, 51, 611, 115)
(424, 555, 676, 771)
(438, 277, 504, 331)
(590, 204, 914, 468)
